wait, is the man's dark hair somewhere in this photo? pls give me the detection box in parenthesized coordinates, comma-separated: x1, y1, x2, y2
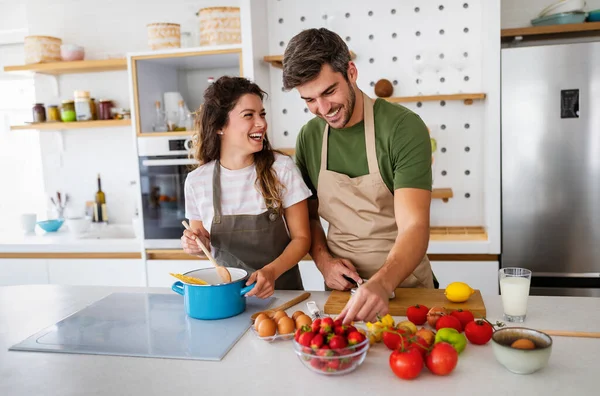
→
(282, 28, 351, 90)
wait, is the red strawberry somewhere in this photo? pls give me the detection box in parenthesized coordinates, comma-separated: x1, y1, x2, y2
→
(328, 335, 348, 350)
(311, 318, 322, 334)
(320, 317, 334, 334)
(347, 331, 366, 346)
(316, 345, 334, 357)
(333, 318, 343, 327)
(334, 325, 347, 336)
(310, 357, 323, 370)
(294, 324, 311, 342)
(346, 325, 358, 334)
(326, 358, 340, 371)
(310, 333, 324, 350)
(298, 331, 315, 347)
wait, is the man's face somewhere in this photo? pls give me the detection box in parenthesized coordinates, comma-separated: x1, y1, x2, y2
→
(296, 63, 358, 129)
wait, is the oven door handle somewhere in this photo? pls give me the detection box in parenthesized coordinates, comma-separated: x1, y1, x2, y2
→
(141, 159, 198, 166)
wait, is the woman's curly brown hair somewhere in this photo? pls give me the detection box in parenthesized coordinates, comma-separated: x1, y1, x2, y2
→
(191, 76, 285, 213)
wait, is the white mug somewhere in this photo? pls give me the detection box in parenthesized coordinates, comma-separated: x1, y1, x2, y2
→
(20, 213, 37, 233)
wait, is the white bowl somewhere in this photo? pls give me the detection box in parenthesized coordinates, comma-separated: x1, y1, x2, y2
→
(491, 327, 552, 375)
(65, 217, 91, 236)
(60, 44, 85, 61)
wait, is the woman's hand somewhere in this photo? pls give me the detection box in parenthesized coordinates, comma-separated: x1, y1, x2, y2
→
(181, 221, 210, 256)
(245, 267, 277, 299)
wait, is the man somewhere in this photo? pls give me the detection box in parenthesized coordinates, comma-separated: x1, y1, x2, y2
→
(282, 28, 435, 324)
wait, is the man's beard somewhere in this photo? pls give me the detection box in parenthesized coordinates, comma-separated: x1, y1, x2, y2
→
(339, 83, 356, 128)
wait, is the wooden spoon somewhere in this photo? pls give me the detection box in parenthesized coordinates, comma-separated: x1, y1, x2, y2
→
(181, 221, 232, 284)
(251, 292, 311, 320)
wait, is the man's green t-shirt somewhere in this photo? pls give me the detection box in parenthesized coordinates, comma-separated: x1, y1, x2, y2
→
(295, 98, 432, 197)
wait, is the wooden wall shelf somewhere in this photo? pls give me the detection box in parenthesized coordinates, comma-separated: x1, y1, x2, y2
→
(501, 21, 600, 43)
(138, 131, 194, 137)
(11, 119, 131, 131)
(431, 188, 453, 202)
(385, 93, 486, 105)
(429, 226, 487, 241)
(264, 51, 357, 69)
(3, 59, 127, 75)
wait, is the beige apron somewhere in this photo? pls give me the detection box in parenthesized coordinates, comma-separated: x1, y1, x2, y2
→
(317, 92, 433, 288)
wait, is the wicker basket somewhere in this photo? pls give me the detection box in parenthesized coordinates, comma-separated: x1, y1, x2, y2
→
(24, 36, 62, 64)
(197, 7, 241, 46)
(147, 23, 181, 50)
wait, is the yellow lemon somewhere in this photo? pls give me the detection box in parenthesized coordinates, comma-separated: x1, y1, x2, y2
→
(444, 282, 475, 302)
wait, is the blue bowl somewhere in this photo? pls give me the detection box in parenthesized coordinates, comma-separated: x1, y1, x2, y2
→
(37, 219, 64, 232)
(588, 9, 600, 22)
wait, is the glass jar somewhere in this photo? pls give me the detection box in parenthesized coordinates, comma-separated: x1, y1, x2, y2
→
(32, 103, 46, 123)
(98, 99, 113, 120)
(61, 100, 76, 122)
(47, 105, 60, 122)
(74, 90, 92, 121)
(90, 98, 98, 120)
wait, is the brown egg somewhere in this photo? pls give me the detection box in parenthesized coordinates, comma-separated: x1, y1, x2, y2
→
(511, 338, 536, 350)
(295, 314, 313, 329)
(254, 313, 269, 331)
(258, 318, 277, 337)
(291, 310, 305, 321)
(277, 316, 296, 335)
(272, 310, 288, 323)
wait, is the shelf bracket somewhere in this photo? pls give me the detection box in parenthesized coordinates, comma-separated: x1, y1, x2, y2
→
(40, 73, 60, 96)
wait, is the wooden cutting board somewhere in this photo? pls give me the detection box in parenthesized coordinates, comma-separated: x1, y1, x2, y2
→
(324, 288, 486, 317)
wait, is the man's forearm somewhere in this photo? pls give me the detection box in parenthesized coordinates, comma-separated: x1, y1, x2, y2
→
(370, 222, 430, 294)
(309, 217, 331, 271)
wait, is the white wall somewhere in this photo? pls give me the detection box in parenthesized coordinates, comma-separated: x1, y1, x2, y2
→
(501, 0, 600, 28)
(20, 0, 241, 224)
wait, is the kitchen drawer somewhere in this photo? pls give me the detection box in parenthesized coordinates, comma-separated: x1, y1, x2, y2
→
(0, 259, 49, 286)
(47, 259, 145, 287)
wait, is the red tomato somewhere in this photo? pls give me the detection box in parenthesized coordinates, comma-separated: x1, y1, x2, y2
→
(435, 315, 463, 332)
(425, 342, 458, 376)
(382, 329, 407, 351)
(407, 335, 430, 358)
(450, 309, 475, 329)
(464, 319, 494, 345)
(389, 348, 424, 380)
(406, 304, 429, 325)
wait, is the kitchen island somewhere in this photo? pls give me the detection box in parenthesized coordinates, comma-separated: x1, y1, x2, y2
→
(1, 285, 598, 395)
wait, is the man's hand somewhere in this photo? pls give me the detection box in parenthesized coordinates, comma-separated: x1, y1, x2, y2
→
(181, 229, 210, 256)
(337, 279, 390, 324)
(319, 256, 363, 290)
(245, 267, 276, 299)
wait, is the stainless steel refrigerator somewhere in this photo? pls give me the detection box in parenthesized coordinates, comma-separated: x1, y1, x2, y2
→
(501, 41, 600, 297)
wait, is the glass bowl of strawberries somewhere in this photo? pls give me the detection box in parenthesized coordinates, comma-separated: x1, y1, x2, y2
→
(292, 316, 370, 375)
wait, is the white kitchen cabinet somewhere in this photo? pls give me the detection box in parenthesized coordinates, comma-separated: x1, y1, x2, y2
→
(0, 259, 48, 286)
(146, 260, 213, 288)
(47, 259, 145, 287)
(430, 261, 499, 296)
(298, 260, 325, 291)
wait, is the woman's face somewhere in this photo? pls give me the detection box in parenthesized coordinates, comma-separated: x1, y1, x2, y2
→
(220, 93, 267, 155)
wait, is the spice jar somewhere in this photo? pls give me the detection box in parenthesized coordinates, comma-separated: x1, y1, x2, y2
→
(98, 99, 113, 120)
(47, 105, 60, 122)
(90, 98, 98, 120)
(74, 90, 92, 121)
(32, 103, 46, 123)
(60, 100, 76, 122)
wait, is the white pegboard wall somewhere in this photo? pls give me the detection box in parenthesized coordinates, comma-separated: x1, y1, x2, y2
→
(261, 0, 488, 226)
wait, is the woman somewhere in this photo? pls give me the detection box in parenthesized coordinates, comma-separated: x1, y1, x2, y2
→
(181, 76, 311, 299)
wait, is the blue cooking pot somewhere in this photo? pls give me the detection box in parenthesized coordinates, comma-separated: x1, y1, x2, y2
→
(171, 267, 255, 320)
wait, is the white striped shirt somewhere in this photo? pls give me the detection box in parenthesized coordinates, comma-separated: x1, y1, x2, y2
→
(184, 153, 312, 233)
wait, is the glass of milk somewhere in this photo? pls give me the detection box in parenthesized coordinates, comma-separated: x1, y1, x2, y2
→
(499, 267, 532, 323)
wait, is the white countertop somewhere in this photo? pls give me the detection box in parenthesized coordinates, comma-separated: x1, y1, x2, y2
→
(1, 285, 598, 395)
(0, 224, 142, 253)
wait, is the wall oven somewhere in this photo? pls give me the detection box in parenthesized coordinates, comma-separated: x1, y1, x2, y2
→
(137, 136, 197, 248)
